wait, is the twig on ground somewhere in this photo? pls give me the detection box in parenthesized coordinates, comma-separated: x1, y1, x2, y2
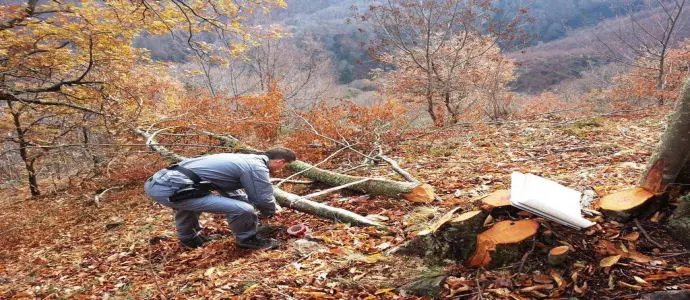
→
(634, 218, 664, 249)
(94, 186, 123, 208)
(517, 236, 537, 275)
(475, 269, 484, 300)
(657, 251, 690, 258)
(617, 126, 656, 148)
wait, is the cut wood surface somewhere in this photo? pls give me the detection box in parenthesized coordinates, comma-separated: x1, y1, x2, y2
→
(288, 160, 435, 203)
(468, 219, 539, 267)
(480, 190, 513, 213)
(599, 187, 655, 221)
(547, 246, 570, 267)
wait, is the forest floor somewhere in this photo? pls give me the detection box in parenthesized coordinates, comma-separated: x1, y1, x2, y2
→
(1, 107, 689, 299)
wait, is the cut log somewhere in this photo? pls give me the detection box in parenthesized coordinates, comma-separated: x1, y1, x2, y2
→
(468, 219, 540, 268)
(667, 193, 690, 248)
(135, 128, 381, 227)
(639, 78, 690, 193)
(547, 246, 570, 267)
(598, 187, 656, 222)
(201, 132, 437, 203)
(288, 160, 435, 203)
(391, 209, 487, 264)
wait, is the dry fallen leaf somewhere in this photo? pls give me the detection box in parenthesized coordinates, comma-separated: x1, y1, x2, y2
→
(374, 288, 395, 295)
(626, 250, 651, 263)
(621, 232, 640, 241)
(550, 270, 565, 288)
(633, 276, 649, 286)
(520, 284, 554, 292)
(600, 255, 621, 268)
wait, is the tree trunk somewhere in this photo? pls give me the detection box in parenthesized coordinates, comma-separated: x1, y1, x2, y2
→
(288, 160, 435, 203)
(9, 102, 40, 196)
(639, 78, 690, 193)
(667, 193, 690, 248)
(135, 128, 381, 227)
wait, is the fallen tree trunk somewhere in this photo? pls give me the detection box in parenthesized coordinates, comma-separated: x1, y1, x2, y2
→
(288, 160, 435, 203)
(201, 131, 436, 203)
(134, 128, 381, 227)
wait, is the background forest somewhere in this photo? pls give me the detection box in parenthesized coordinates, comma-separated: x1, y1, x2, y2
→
(1, 0, 690, 298)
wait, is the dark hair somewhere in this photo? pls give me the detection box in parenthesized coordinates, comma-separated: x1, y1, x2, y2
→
(264, 147, 297, 162)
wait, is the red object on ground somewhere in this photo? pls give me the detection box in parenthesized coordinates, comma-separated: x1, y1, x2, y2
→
(287, 224, 308, 236)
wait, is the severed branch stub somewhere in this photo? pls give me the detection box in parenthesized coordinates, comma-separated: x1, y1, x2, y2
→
(547, 246, 570, 267)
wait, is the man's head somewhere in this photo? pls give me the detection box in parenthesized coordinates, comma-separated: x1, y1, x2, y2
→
(265, 147, 297, 173)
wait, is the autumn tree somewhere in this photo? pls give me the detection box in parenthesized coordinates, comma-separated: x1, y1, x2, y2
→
(0, 0, 286, 196)
(378, 33, 516, 123)
(609, 39, 690, 106)
(595, 0, 689, 105)
(356, 0, 527, 125)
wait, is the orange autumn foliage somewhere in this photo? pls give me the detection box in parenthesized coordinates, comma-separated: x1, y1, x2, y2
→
(285, 99, 411, 161)
(608, 40, 690, 106)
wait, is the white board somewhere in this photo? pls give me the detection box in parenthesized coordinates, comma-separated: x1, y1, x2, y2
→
(510, 172, 595, 230)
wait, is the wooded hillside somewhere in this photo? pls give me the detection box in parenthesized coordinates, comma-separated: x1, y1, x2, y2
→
(1, 0, 689, 298)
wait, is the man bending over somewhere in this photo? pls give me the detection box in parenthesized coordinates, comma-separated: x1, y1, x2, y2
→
(144, 148, 297, 250)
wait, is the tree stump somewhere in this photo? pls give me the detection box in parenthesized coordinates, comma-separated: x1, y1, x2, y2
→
(480, 190, 518, 216)
(468, 219, 540, 268)
(598, 187, 656, 222)
(668, 193, 690, 248)
(392, 209, 487, 264)
(547, 246, 570, 267)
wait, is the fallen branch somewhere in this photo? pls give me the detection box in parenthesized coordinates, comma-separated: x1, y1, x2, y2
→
(94, 186, 123, 208)
(302, 178, 371, 199)
(376, 155, 419, 183)
(270, 178, 314, 185)
(135, 128, 381, 227)
(634, 218, 664, 249)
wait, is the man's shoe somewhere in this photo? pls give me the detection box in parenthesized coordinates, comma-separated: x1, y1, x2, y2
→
(180, 235, 210, 249)
(236, 235, 280, 250)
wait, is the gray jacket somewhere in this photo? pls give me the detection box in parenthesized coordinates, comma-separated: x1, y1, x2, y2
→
(158, 153, 277, 216)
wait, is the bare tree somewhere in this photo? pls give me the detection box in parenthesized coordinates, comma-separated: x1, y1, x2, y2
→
(356, 0, 527, 124)
(594, 0, 688, 105)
